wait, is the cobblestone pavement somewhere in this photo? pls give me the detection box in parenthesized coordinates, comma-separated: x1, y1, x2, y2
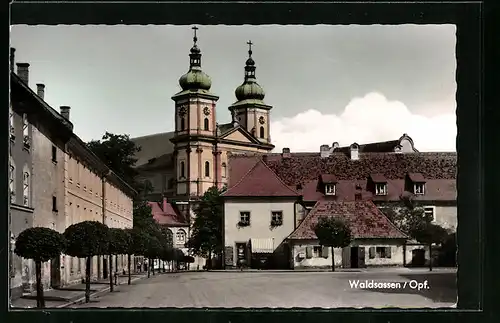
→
(70, 269, 457, 308)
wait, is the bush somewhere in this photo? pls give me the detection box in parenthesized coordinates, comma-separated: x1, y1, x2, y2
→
(15, 227, 66, 262)
(183, 255, 195, 263)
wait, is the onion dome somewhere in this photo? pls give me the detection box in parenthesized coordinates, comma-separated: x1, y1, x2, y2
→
(235, 40, 265, 101)
(178, 26, 212, 91)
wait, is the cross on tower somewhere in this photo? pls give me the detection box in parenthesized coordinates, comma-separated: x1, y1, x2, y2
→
(192, 26, 199, 43)
(247, 40, 253, 56)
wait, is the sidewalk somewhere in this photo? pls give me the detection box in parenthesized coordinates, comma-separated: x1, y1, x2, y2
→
(210, 267, 458, 273)
(10, 273, 148, 309)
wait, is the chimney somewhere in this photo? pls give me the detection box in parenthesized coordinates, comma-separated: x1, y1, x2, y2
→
(282, 147, 291, 158)
(162, 197, 168, 212)
(16, 63, 30, 85)
(36, 84, 45, 100)
(350, 143, 359, 160)
(10, 48, 15, 73)
(60, 106, 71, 120)
(320, 144, 331, 158)
(331, 142, 339, 151)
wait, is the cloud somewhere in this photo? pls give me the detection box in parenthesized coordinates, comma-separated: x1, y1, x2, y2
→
(270, 92, 456, 153)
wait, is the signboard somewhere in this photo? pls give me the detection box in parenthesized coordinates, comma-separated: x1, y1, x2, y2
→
(225, 246, 234, 266)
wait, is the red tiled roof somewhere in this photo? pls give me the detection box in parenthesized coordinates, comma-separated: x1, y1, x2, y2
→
(147, 199, 188, 227)
(224, 159, 300, 197)
(370, 173, 387, 183)
(288, 200, 407, 240)
(408, 172, 426, 182)
(320, 174, 338, 183)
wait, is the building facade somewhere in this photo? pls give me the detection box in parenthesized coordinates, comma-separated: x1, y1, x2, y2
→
(9, 48, 135, 299)
(223, 136, 457, 269)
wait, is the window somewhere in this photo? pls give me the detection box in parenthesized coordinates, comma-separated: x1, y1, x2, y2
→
(180, 161, 185, 178)
(271, 211, 283, 226)
(325, 184, 336, 195)
(239, 211, 250, 225)
(355, 193, 362, 201)
(176, 229, 186, 244)
(52, 145, 57, 162)
(9, 159, 15, 203)
(313, 246, 322, 258)
(424, 206, 435, 221)
(221, 163, 227, 178)
(259, 126, 265, 138)
(369, 247, 392, 259)
(180, 117, 185, 131)
(23, 167, 30, 207)
(204, 118, 209, 131)
(204, 161, 210, 178)
(9, 106, 15, 140)
(22, 114, 30, 148)
(52, 196, 58, 212)
(375, 183, 387, 196)
(414, 183, 425, 195)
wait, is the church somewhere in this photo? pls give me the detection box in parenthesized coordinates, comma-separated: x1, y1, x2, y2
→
(132, 27, 274, 206)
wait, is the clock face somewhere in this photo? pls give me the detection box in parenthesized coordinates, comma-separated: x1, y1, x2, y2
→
(259, 116, 265, 124)
(203, 107, 210, 116)
(178, 106, 187, 117)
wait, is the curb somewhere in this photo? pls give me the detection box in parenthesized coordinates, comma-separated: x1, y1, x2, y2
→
(56, 275, 147, 308)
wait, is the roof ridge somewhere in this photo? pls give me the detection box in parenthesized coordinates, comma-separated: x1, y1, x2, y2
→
(259, 159, 300, 196)
(286, 201, 320, 240)
(224, 159, 261, 194)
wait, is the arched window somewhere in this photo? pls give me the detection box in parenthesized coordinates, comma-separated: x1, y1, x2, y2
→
(23, 165, 30, 207)
(204, 118, 209, 131)
(180, 161, 185, 179)
(180, 117, 185, 131)
(9, 158, 15, 203)
(204, 161, 210, 178)
(259, 126, 265, 138)
(9, 106, 15, 139)
(221, 162, 227, 178)
(176, 229, 186, 244)
(23, 114, 30, 147)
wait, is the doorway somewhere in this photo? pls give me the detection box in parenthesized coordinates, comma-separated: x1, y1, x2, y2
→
(50, 256, 61, 288)
(350, 247, 359, 268)
(235, 242, 248, 267)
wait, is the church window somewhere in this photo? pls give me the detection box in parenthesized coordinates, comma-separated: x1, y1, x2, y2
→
(180, 161, 185, 179)
(205, 161, 210, 178)
(180, 117, 186, 131)
(176, 229, 186, 244)
(259, 126, 265, 138)
(221, 163, 227, 178)
(204, 118, 209, 131)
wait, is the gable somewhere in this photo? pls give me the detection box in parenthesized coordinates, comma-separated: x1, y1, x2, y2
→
(220, 127, 259, 144)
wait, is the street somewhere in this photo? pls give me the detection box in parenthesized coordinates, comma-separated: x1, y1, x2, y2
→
(69, 269, 457, 308)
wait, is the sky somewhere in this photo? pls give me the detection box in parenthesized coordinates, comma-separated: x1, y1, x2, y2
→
(10, 25, 457, 152)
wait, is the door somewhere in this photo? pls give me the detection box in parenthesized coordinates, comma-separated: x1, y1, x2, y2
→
(358, 247, 366, 268)
(236, 243, 247, 266)
(50, 256, 61, 288)
(350, 247, 359, 268)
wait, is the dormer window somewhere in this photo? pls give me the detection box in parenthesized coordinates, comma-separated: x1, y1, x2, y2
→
(325, 184, 336, 195)
(414, 183, 425, 195)
(375, 183, 387, 196)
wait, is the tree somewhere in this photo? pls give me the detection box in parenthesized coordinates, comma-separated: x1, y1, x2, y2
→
(187, 186, 225, 270)
(107, 228, 131, 291)
(381, 198, 450, 271)
(313, 217, 352, 272)
(123, 228, 136, 285)
(130, 228, 150, 275)
(64, 221, 110, 303)
(144, 235, 162, 277)
(14, 227, 66, 308)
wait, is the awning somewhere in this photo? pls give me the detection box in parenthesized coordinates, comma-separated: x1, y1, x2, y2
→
(250, 238, 275, 253)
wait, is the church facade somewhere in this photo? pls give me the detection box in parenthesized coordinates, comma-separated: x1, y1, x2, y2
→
(132, 29, 274, 215)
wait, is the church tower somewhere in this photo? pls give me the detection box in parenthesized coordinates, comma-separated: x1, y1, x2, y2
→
(170, 27, 220, 202)
(229, 41, 272, 144)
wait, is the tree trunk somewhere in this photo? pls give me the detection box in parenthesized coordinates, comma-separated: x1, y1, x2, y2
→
(331, 246, 335, 272)
(35, 260, 45, 308)
(429, 244, 433, 272)
(152, 258, 155, 275)
(85, 256, 91, 303)
(208, 251, 212, 271)
(127, 254, 131, 285)
(162, 261, 166, 273)
(109, 255, 114, 292)
(147, 258, 151, 278)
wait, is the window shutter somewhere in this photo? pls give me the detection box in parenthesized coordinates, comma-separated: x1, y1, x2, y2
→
(322, 246, 329, 258)
(305, 246, 313, 259)
(369, 247, 375, 259)
(385, 247, 392, 258)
